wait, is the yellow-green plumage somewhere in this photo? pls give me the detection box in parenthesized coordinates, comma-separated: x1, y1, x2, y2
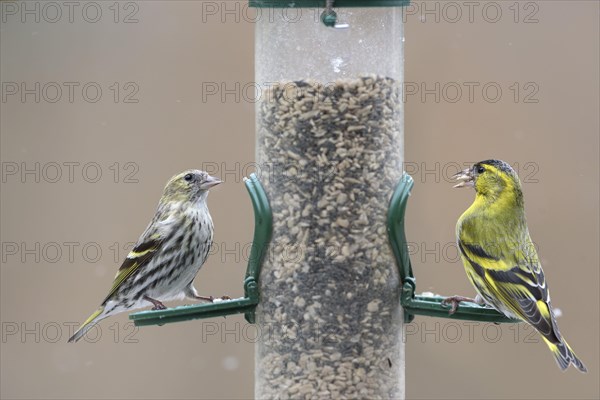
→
(455, 159, 586, 372)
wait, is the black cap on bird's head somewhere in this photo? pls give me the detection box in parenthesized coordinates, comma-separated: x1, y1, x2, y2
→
(162, 169, 222, 203)
(453, 159, 522, 200)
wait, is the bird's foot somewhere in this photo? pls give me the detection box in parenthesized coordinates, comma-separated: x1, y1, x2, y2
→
(441, 295, 478, 314)
(143, 295, 167, 310)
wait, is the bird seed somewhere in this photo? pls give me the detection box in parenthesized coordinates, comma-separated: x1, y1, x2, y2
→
(256, 76, 404, 399)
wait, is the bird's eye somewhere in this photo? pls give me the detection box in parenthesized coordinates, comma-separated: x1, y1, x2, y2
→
(184, 173, 193, 182)
(477, 166, 485, 174)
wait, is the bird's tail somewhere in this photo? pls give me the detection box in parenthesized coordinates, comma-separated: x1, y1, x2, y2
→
(543, 337, 587, 372)
(68, 307, 107, 343)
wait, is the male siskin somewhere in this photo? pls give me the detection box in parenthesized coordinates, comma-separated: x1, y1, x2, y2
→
(447, 159, 586, 372)
(68, 170, 222, 343)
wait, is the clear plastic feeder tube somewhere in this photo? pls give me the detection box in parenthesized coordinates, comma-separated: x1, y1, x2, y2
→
(254, 2, 406, 398)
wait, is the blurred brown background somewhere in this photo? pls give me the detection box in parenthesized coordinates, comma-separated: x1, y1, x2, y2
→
(1, 1, 598, 399)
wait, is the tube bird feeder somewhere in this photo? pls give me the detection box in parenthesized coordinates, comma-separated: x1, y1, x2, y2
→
(253, 1, 408, 397)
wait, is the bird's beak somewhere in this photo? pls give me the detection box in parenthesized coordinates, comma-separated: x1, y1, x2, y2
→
(452, 168, 474, 188)
(200, 175, 223, 190)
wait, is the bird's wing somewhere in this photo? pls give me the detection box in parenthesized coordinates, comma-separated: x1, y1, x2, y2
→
(101, 235, 163, 305)
(486, 263, 560, 342)
(460, 238, 560, 343)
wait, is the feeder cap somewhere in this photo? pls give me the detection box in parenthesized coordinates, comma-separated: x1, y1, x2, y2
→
(250, 0, 410, 7)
